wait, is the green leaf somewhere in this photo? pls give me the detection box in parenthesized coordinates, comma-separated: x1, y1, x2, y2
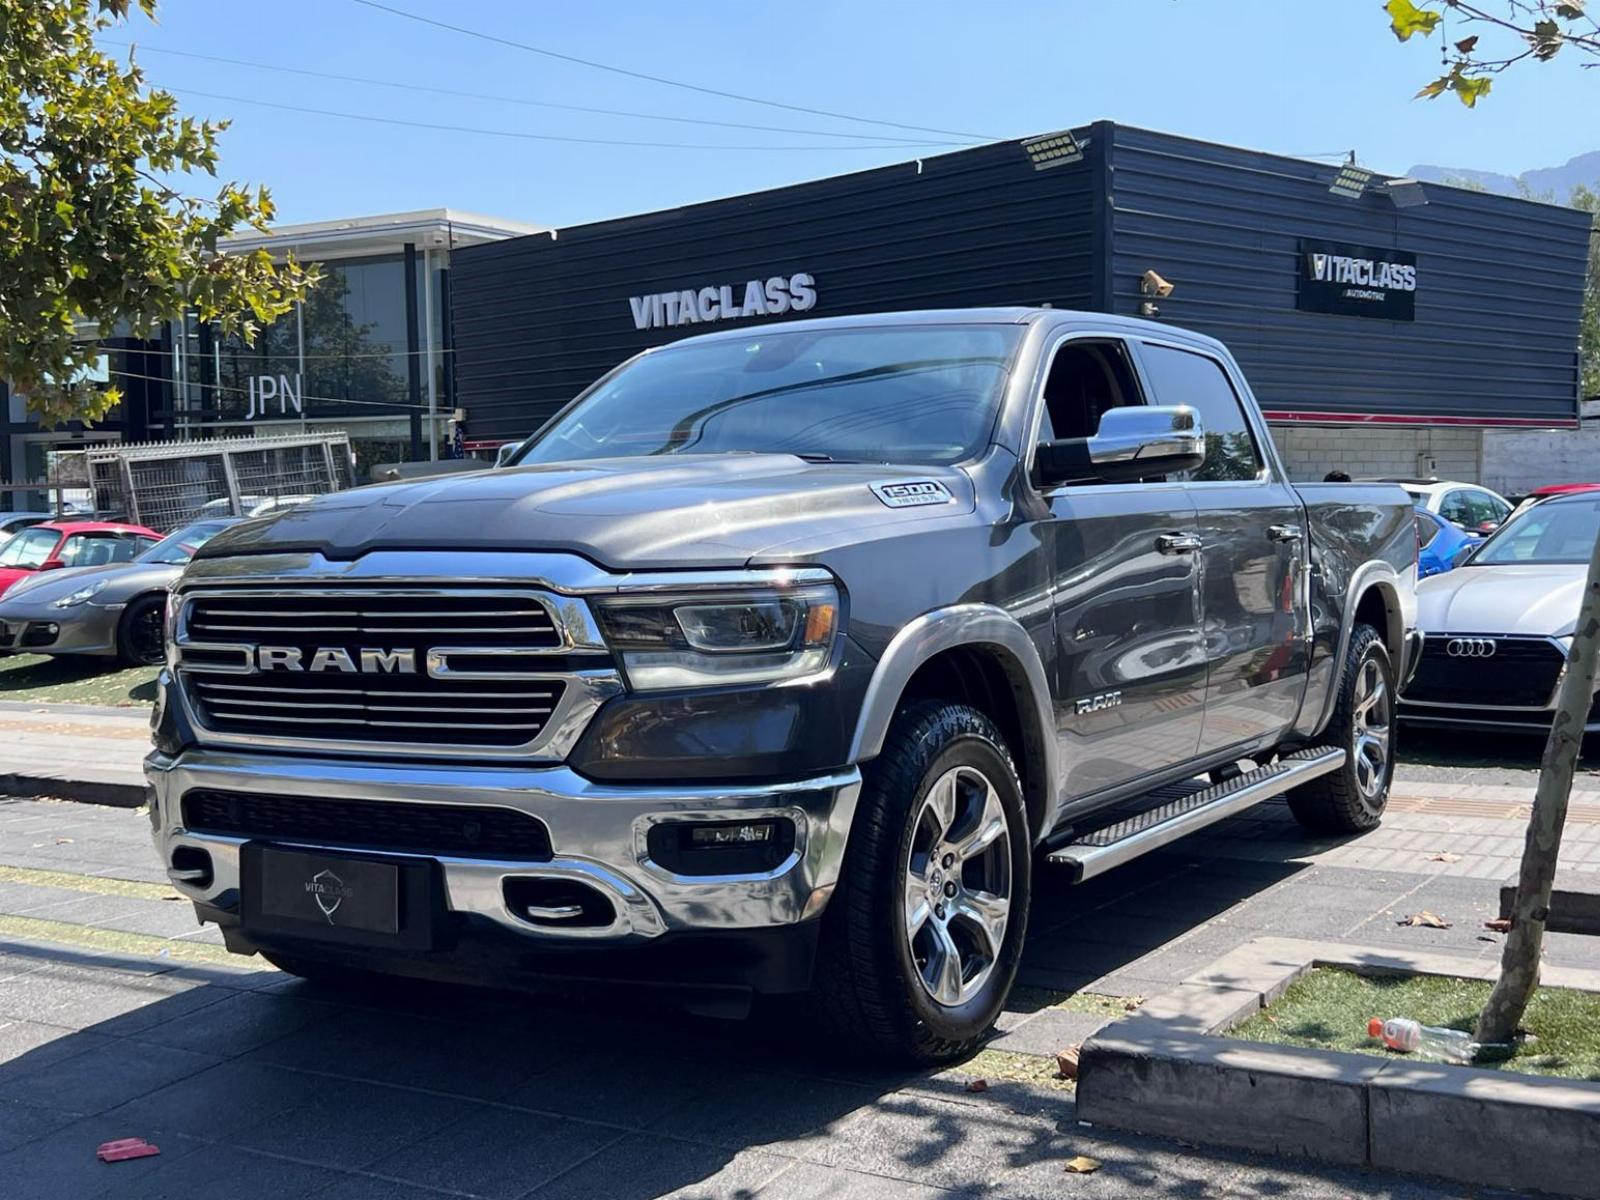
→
(1414, 78, 1450, 99)
(1385, 0, 1442, 41)
(1451, 75, 1494, 107)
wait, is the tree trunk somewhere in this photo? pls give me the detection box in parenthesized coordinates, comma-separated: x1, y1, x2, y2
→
(1476, 526, 1600, 1044)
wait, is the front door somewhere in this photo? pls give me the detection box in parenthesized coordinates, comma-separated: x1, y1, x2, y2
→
(1133, 340, 1310, 756)
(1033, 337, 1208, 800)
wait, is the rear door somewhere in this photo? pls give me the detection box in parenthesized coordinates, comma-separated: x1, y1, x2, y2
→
(1032, 334, 1207, 800)
(1132, 339, 1311, 758)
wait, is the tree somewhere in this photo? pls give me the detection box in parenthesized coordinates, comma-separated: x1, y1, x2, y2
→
(1575, 185, 1600, 399)
(1384, 0, 1600, 106)
(1, 0, 313, 427)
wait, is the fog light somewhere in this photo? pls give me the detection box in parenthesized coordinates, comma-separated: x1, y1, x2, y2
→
(690, 822, 775, 847)
(648, 818, 796, 876)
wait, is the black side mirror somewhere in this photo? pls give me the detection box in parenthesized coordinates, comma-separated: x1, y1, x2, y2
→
(1034, 405, 1206, 488)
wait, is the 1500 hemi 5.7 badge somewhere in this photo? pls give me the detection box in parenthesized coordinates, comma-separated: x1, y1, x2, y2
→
(871, 480, 953, 509)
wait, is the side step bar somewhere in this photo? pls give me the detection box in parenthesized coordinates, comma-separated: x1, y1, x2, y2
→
(1045, 746, 1346, 883)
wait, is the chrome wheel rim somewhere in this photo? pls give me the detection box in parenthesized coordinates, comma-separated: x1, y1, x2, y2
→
(903, 765, 1012, 1009)
(1352, 657, 1392, 801)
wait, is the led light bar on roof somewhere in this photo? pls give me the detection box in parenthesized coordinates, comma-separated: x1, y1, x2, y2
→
(1329, 164, 1374, 199)
(1022, 131, 1084, 171)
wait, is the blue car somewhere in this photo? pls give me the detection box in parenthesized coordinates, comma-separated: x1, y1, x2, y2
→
(1415, 506, 1484, 578)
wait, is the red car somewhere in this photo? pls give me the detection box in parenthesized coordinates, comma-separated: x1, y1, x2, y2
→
(0, 521, 163, 597)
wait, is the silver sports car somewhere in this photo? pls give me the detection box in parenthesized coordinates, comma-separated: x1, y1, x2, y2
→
(1400, 490, 1600, 733)
(0, 518, 239, 666)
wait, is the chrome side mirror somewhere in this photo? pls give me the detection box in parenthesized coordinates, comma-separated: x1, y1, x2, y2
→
(1034, 405, 1206, 487)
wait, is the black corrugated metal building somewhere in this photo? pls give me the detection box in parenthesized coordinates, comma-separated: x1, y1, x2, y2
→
(451, 122, 1593, 480)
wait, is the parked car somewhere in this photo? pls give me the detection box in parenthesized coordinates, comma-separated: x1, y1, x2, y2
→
(1401, 489, 1600, 734)
(1375, 478, 1512, 536)
(147, 309, 1418, 1063)
(1415, 507, 1483, 579)
(0, 521, 161, 598)
(1508, 482, 1600, 520)
(0, 518, 240, 665)
(0, 512, 52, 539)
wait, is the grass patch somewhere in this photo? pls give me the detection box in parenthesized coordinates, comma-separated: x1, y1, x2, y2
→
(956, 1048, 1075, 1091)
(1005, 986, 1145, 1018)
(0, 653, 156, 707)
(1231, 966, 1600, 1081)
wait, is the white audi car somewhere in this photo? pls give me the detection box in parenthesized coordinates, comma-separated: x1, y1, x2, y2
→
(1400, 490, 1600, 734)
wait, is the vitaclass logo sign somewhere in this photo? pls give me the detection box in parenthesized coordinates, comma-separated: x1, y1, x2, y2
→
(1306, 252, 1417, 293)
(629, 273, 817, 331)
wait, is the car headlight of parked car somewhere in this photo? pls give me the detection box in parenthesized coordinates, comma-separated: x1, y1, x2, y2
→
(594, 582, 840, 690)
(51, 579, 110, 609)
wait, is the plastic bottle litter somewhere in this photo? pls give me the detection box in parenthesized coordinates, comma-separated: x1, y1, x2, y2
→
(1367, 1016, 1479, 1063)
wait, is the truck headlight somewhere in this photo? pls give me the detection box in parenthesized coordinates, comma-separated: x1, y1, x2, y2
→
(51, 579, 109, 609)
(595, 583, 841, 690)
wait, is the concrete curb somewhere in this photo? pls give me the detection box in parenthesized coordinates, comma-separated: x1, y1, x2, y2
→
(0, 772, 146, 808)
(1076, 937, 1600, 1199)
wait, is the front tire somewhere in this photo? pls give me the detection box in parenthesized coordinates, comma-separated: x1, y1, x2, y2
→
(1287, 623, 1395, 833)
(117, 593, 167, 666)
(813, 701, 1030, 1065)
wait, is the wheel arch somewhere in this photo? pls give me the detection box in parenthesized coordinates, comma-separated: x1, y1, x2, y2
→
(848, 605, 1058, 842)
(1311, 563, 1406, 738)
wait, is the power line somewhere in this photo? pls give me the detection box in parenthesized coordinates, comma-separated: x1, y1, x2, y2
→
(347, 0, 996, 142)
(103, 41, 968, 145)
(165, 86, 958, 151)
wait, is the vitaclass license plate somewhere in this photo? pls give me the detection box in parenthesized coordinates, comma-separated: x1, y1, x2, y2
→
(241, 845, 440, 950)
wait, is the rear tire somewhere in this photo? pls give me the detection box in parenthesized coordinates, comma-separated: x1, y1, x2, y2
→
(116, 593, 167, 666)
(1287, 623, 1394, 834)
(813, 701, 1030, 1065)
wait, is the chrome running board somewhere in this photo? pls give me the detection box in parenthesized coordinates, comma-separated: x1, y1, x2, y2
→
(1045, 746, 1347, 882)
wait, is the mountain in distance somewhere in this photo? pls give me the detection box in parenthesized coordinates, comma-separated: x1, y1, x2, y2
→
(1407, 149, 1600, 199)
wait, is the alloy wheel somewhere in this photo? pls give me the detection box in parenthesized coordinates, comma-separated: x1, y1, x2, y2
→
(1352, 656, 1392, 801)
(902, 765, 1012, 1008)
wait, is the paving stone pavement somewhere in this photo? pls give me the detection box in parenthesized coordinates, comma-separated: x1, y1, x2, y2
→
(1, 777, 1585, 1199)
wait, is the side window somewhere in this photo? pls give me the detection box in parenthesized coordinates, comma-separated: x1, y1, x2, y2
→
(1035, 339, 1145, 445)
(1414, 512, 1440, 550)
(1438, 490, 1471, 526)
(1136, 344, 1265, 483)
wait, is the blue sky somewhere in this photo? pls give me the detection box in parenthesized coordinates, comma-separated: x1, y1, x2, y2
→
(118, 0, 1596, 229)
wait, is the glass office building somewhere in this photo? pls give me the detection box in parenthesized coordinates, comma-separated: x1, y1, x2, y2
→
(2, 209, 545, 504)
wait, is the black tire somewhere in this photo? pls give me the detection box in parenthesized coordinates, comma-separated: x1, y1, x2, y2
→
(1287, 623, 1395, 834)
(116, 593, 167, 666)
(813, 701, 1031, 1065)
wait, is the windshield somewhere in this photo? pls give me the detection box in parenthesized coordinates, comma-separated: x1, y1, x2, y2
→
(0, 527, 59, 568)
(513, 325, 1023, 468)
(137, 520, 233, 565)
(1471, 495, 1600, 566)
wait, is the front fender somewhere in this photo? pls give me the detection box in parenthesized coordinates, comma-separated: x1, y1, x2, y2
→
(847, 603, 1060, 840)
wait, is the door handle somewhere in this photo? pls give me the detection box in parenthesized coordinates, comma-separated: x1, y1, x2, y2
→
(1155, 532, 1203, 555)
(1268, 524, 1304, 544)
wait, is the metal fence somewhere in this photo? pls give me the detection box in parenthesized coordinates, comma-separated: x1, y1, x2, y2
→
(59, 434, 354, 533)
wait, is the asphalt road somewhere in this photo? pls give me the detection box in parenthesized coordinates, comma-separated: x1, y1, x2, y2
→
(1397, 722, 1600, 790)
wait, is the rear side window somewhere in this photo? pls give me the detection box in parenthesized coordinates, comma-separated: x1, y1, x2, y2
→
(1414, 512, 1440, 550)
(59, 533, 146, 567)
(1136, 344, 1265, 483)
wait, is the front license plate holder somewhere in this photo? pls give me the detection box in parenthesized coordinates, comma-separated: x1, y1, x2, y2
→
(241, 844, 443, 951)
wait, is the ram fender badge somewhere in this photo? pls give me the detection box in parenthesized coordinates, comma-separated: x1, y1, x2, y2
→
(871, 480, 953, 509)
(1074, 691, 1123, 716)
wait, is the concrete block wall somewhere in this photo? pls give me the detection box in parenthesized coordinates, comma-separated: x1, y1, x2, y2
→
(1268, 424, 1484, 484)
(1480, 426, 1600, 497)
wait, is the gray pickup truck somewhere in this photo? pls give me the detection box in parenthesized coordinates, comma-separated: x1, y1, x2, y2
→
(146, 309, 1418, 1063)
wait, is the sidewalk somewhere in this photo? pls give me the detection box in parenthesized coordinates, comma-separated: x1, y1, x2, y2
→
(0, 703, 149, 806)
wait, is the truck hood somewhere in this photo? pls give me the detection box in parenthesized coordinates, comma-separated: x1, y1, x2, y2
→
(195, 454, 977, 570)
(1416, 563, 1587, 637)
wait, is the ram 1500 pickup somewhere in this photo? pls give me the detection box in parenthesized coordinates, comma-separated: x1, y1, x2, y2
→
(146, 309, 1419, 1063)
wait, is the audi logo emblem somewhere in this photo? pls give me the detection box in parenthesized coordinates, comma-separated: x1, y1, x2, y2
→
(1446, 638, 1498, 658)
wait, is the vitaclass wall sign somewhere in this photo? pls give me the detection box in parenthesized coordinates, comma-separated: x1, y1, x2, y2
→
(1297, 240, 1417, 321)
(629, 273, 816, 331)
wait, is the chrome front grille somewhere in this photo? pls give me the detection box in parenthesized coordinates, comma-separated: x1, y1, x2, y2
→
(173, 585, 620, 757)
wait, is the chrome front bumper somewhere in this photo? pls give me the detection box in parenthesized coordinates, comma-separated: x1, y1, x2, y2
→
(145, 749, 861, 944)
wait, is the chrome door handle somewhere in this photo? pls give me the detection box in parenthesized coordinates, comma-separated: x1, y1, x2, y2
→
(1155, 532, 1203, 555)
(1268, 524, 1304, 544)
